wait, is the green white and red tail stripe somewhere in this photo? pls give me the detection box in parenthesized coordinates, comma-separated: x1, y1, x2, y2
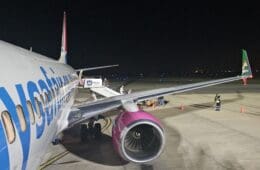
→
(241, 49, 253, 85)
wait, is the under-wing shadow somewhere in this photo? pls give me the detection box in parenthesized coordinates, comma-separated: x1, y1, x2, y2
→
(61, 123, 184, 168)
(61, 125, 127, 166)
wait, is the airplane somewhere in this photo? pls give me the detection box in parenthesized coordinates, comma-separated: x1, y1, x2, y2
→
(0, 12, 253, 170)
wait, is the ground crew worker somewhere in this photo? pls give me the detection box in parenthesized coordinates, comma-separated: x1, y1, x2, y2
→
(158, 96, 165, 106)
(120, 85, 125, 94)
(91, 92, 97, 101)
(127, 89, 132, 94)
(215, 95, 221, 111)
(214, 93, 218, 103)
(103, 77, 109, 87)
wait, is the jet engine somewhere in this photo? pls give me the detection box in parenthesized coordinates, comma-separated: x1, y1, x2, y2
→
(112, 110, 165, 163)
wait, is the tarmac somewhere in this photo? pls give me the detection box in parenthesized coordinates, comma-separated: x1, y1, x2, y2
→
(42, 79, 260, 170)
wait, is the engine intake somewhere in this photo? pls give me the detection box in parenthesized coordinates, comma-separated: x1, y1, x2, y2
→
(112, 111, 165, 163)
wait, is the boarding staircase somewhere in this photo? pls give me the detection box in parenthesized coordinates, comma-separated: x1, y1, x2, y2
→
(90, 86, 120, 97)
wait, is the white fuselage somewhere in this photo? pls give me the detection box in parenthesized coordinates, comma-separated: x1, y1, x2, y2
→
(0, 40, 78, 170)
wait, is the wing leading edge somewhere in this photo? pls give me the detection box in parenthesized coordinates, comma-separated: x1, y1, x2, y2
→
(68, 50, 253, 127)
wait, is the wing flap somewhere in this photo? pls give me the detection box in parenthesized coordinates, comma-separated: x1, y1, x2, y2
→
(68, 100, 121, 127)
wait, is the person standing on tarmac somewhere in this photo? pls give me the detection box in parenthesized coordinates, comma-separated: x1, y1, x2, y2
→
(214, 93, 218, 103)
(120, 85, 125, 94)
(215, 94, 221, 111)
(91, 92, 97, 101)
(103, 77, 109, 87)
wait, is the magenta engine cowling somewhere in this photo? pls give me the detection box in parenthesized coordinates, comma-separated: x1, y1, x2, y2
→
(112, 110, 165, 163)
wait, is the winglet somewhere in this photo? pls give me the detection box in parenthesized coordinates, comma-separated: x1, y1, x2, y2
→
(241, 49, 253, 85)
(58, 12, 67, 64)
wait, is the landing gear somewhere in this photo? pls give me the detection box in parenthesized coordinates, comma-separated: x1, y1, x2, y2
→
(52, 134, 63, 145)
(80, 124, 88, 142)
(94, 123, 101, 139)
(52, 138, 62, 145)
(80, 119, 103, 142)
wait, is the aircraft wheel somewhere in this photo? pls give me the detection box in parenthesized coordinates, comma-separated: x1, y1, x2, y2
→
(80, 124, 88, 142)
(52, 138, 61, 145)
(94, 123, 102, 139)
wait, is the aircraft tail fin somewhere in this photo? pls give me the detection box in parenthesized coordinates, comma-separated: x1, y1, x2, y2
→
(241, 49, 253, 85)
(58, 12, 67, 64)
(241, 49, 253, 78)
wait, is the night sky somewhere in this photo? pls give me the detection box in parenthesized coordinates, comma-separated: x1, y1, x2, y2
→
(0, 1, 259, 76)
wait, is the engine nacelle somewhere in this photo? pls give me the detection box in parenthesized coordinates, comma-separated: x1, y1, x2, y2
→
(112, 110, 165, 163)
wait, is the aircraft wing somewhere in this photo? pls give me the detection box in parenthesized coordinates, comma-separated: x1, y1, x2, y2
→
(68, 75, 243, 127)
(68, 49, 253, 127)
(75, 64, 119, 72)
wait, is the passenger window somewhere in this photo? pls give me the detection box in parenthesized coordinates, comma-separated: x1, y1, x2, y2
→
(40, 94, 47, 112)
(40, 94, 45, 105)
(16, 105, 27, 132)
(56, 87, 59, 95)
(48, 91, 52, 101)
(51, 89, 55, 98)
(44, 92, 49, 102)
(1, 111, 15, 144)
(34, 97, 41, 118)
(26, 101, 35, 125)
(54, 87, 58, 94)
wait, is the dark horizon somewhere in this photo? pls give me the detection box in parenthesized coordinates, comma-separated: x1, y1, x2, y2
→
(0, 1, 260, 76)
